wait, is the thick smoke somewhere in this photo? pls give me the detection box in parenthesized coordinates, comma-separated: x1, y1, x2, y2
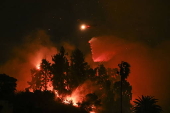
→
(0, 30, 58, 90)
(0, 29, 169, 112)
(0, 29, 77, 91)
(89, 36, 170, 112)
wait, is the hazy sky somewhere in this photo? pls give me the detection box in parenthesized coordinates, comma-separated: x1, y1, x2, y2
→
(1, 0, 169, 63)
(0, 0, 170, 112)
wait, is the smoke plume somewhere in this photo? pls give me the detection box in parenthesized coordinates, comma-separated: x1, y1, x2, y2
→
(89, 36, 170, 112)
(0, 30, 58, 90)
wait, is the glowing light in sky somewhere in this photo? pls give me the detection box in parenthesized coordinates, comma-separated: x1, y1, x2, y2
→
(81, 24, 86, 30)
(80, 24, 90, 30)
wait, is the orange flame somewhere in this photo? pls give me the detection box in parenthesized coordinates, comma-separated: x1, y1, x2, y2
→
(36, 64, 40, 70)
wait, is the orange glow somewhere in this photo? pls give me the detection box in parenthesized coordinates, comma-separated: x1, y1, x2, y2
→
(81, 24, 86, 30)
(53, 92, 80, 107)
(54, 90, 60, 98)
(0, 28, 169, 112)
(88, 36, 170, 110)
(63, 96, 78, 106)
(90, 112, 96, 113)
(36, 64, 40, 70)
(53, 89, 80, 107)
(47, 81, 53, 91)
(54, 81, 97, 107)
(89, 37, 115, 62)
(80, 24, 90, 30)
(61, 89, 83, 107)
(90, 105, 96, 113)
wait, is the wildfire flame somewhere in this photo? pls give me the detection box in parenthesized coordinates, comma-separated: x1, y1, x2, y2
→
(36, 64, 40, 70)
(33, 62, 97, 112)
(90, 112, 96, 113)
(63, 95, 80, 107)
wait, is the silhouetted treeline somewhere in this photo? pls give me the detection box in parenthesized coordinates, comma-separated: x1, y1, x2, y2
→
(27, 47, 133, 113)
(0, 74, 17, 101)
(13, 90, 87, 113)
(0, 47, 163, 113)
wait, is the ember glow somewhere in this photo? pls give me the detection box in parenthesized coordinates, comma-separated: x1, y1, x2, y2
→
(36, 64, 40, 70)
(56, 81, 94, 106)
(63, 96, 79, 106)
(52, 80, 100, 113)
(53, 90, 80, 107)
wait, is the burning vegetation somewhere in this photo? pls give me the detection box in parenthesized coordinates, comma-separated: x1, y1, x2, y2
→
(24, 46, 132, 113)
(0, 46, 163, 113)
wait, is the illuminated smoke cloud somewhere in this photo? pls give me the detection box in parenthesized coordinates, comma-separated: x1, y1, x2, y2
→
(89, 36, 135, 62)
(89, 36, 170, 111)
(0, 30, 58, 90)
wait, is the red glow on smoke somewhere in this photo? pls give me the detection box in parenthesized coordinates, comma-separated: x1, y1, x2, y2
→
(0, 30, 58, 91)
(89, 37, 115, 62)
(89, 36, 170, 109)
(89, 36, 148, 103)
(1, 29, 169, 112)
(36, 64, 40, 70)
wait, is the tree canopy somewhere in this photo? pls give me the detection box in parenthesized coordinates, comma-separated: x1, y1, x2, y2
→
(133, 95, 163, 113)
(0, 74, 17, 100)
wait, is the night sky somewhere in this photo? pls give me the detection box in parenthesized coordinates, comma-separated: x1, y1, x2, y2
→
(0, 0, 170, 112)
(1, 0, 169, 62)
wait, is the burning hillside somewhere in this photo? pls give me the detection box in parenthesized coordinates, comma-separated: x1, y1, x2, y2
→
(24, 45, 132, 113)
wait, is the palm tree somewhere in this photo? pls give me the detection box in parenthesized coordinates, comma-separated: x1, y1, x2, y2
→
(133, 95, 163, 113)
(118, 61, 131, 113)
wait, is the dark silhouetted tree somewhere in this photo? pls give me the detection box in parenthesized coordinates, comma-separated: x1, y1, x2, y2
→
(80, 93, 101, 112)
(52, 46, 70, 95)
(118, 61, 130, 81)
(94, 64, 110, 90)
(70, 48, 88, 89)
(27, 59, 52, 91)
(27, 68, 42, 91)
(113, 61, 132, 113)
(0, 74, 17, 100)
(40, 58, 52, 90)
(133, 95, 163, 113)
(101, 67, 119, 113)
(113, 80, 132, 113)
(86, 67, 96, 80)
(14, 90, 87, 113)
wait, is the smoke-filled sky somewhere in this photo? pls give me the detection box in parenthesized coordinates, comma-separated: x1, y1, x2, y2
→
(0, 0, 170, 112)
